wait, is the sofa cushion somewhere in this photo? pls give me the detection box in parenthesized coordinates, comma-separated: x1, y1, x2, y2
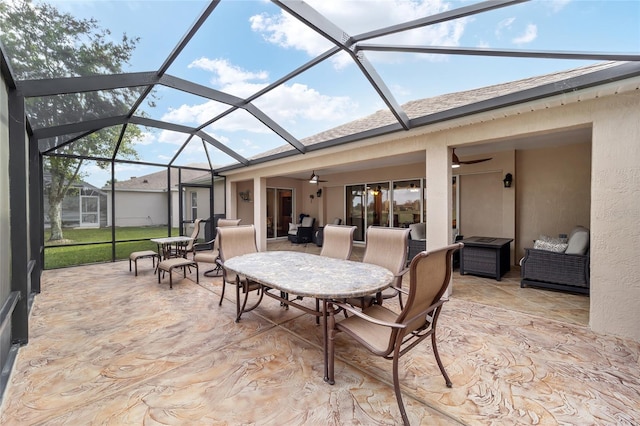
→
(301, 216, 314, 227)
(409, 222, 426, 240)
(565, 226, 589, 255)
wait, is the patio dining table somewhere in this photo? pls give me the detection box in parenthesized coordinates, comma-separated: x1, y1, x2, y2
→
(223, 250, 394, 384)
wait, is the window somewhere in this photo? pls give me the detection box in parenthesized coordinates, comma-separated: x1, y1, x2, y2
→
(190, 191, 197, 220)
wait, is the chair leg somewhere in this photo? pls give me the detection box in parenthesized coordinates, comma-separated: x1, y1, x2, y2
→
(219, 280, 226, 306)
(431, 331, 452, 388)
(235, 278, 242, 322)
(392, 347, 410, 426)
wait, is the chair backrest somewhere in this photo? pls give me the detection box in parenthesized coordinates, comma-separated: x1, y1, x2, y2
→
(217, 224, 258, 262)
(300, 216, 315, 227)
(212, 218, 242, 251)
(217, 225, 258, 284)
(363, 226, 410, 285)
(399, 243, 462, 335)
(185, 218, 203, 251)
(320, 225, 356, 260)
(217, 218, 242, 227)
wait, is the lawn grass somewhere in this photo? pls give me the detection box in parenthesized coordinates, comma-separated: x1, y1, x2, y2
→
(44, 226, 180, 269)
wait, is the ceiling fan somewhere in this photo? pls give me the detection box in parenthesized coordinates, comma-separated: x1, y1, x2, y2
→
(451, 148, 492, 168)
(307, 171, 327, 184)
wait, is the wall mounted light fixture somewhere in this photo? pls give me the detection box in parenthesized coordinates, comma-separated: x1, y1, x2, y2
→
(316, 189, 322, 198)
(503, 173, 513, 188)
(239, 190, 251, 202)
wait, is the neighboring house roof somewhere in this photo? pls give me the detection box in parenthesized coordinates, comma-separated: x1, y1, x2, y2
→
(105, 165, 211, 191)
(252, 61, 625, 160)
(43, 171, 107, 195)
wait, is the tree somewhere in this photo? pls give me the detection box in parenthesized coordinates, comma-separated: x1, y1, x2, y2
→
(0, 0, 143, 240)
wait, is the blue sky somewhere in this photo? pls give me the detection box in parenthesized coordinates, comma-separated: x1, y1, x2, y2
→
(41, 0, 640, 187)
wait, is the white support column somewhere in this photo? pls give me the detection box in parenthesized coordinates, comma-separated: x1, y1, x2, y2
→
(254, 177, 267, 251)
(425, 143, 454, 297)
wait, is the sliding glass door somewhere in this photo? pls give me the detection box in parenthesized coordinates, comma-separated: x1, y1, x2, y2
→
(267, 187, 292, 239)
(346, 179, 425, 242)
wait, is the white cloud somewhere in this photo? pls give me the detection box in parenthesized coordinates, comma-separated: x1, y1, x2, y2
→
(249, 11, 332, 58)
(250, 0, 467, 68)
(495, 17, 516, 38)
(132, 131, 155, 146)
(162, 100, 228, 125)
(189, 57, 268, 87)
(157, 129, 188, 145)
(257, 83, 356, 123)
(548, 0, 571, 13)
(512, 24, 537, 45)
(166, 57, 358, 135)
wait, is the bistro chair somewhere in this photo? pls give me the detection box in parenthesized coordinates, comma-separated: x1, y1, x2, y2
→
(193, 218, 241, 276)
(350, 226, 410, 309)
(217, 224, 263, 322)
(329, 242, 462, 426)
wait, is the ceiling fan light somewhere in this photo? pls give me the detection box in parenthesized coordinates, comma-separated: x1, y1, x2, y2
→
(309, 172, 319, 184)
(451, 150, 460, 168)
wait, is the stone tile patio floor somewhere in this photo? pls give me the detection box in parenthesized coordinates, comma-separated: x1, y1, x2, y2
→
(1, 240, 638, 425)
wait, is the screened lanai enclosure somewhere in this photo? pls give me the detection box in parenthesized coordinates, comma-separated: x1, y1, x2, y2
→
(3, 0, 638, 268)
(2, 0, 640, 402)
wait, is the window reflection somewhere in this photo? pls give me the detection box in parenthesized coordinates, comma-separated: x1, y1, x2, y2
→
(392, 180, 422, 227)
(346, 179, 424, 242)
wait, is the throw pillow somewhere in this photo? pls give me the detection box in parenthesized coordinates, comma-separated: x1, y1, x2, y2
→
(409, 223, 426, 240)
(538, 234, 568, 244)
(566, 228, 589, 255)
(534, 239, 568, 253)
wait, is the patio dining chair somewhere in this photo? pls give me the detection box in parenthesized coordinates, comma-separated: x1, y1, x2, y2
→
(320, 224, 356, 260)
(328, 242, 463, 426)
(169, 218, 203, 258)
(302, 224, 357, 322)
(349, 226, 410, 309)
(193, 218, 241, 276)
(217, 224, 263, 322)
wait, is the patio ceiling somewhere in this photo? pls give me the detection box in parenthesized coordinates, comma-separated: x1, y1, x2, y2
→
(2, 0, 640, 181)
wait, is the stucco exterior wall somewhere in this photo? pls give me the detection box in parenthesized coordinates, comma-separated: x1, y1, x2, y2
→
(517, 142, 591, 258)
(108, 191, 168, 227)
(590, 93, 640, 341)
(224, 86, 640, 342)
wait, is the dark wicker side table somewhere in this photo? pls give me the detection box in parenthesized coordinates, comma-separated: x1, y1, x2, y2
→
(460, 236, 513, 281)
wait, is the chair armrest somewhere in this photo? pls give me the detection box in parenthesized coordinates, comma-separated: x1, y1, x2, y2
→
(397, 267, 409, 278)
(193, 239, 215, 250)
(332, 302, 406, 329)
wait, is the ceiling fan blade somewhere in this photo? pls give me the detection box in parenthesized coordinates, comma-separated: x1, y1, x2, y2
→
(460, 157, 492, 164)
